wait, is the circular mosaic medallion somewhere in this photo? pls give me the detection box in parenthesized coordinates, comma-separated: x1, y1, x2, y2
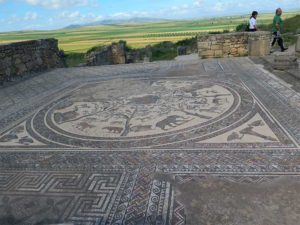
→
(31, 79, 254, 148)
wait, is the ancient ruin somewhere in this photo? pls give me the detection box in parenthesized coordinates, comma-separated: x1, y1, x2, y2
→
(0, 39, 64, 84)
(0, 53, 300, 224)
(86, 42, 152, 66)
(197, 31, 271, 58)
(0, 24, 300, 225)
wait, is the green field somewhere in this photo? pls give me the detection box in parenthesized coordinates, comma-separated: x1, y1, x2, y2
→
(0, 11, 299, 53)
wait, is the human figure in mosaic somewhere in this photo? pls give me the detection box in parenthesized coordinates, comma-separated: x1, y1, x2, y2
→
(271, 8, 288, 52)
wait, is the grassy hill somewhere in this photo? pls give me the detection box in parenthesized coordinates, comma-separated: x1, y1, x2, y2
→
(0, 11, 299, 53)
(283, 14, 300, 32)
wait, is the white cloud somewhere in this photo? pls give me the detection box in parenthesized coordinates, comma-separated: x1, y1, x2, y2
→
(212, 2, 225, 12)
(193, 0, 204, 8)
(111, 12, 131, 18)
(24, 12, 38, 20)
(110, 11, 150, 19)
(59, 11, 102, 23)
(24, 0, 92, 9)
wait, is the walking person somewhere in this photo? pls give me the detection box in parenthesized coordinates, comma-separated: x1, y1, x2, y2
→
(249, 11, 258, 32)
(272, 8, 288, 52)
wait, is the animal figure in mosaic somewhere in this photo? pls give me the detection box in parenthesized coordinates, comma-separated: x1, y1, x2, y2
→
(156, 115, 190, 131)
(54, 110, 79, 124)
(0, 124, 26, 142)
(227, 120, 277, 142)
(103, 127, 124, 134)
(76, 122, 96, 131)
(18, 136, 34, 145)
(239, 126, 277, 141)
(213, 97, 229, 105)
(0, 133, 18, 142)
(129, 125, 154, 133)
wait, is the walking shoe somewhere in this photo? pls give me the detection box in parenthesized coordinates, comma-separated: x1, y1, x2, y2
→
(281, 48, 288, 52)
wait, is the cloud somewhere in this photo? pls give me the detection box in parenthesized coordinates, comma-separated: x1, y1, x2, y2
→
(24, 0, 92, 9)
(24, 12, 38, 20)
(212, 2, 225, 12)
(111, 12, 131, 18)
(193, 0, 204, 8)
(59, 11, 103, 23)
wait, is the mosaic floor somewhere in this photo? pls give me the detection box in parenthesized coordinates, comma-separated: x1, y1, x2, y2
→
(0, 57, 300, 225)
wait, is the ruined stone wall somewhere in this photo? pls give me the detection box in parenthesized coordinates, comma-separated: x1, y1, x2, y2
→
(197, 31, 271, 58)
(86, 43, 126, 66)
(86, 43, 152, 66)
(0, 39, 64, 84)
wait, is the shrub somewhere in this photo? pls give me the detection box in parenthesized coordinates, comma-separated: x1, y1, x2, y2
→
(65, 53, 85, 67)
(236, 23, 248, 32)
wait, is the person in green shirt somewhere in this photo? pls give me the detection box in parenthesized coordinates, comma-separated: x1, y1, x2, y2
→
(271, 8, 288, 52)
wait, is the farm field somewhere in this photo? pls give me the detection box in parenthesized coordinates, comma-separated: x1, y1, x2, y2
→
(0, 11, 299, 53)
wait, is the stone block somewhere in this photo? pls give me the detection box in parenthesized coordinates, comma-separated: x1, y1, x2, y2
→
(248, 39, 270, 57)
(210, 36, 217, 41)
(273, 53, 298, 70)
(111, 43, 126, 64)
(238, 48, 248, 56)
(214, 50, 223, 57)
(230, 48, 238, 54)
(15, 64, 27, 75)
(198, 42, 211, 50)
(200, 50, 214, 57)
(211, 45, 222, 50)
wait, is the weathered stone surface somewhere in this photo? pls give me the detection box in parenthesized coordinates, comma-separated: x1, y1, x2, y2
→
(273, 52, 298, 70)
(296, 35, 300, 58)
(248, 32, 271, 56)
(0, 39, 64, 85)
(111, 43, 126, 64)
(177, 46, 187, 56)
(86, 43, 152, 66)
(0, 57, 300, 224)
(86, 43, 126, 66)
(198, 31, 271, 58)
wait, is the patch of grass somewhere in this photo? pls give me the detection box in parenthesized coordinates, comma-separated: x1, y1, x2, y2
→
(151, 41, 177, 61)
(65, 53, 85, 67)
(284, 15, 300, 33)
(282, 34, 297, 46)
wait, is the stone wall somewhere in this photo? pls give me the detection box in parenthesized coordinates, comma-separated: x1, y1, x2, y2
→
(0, 39, 64, 84)
(198, 31, 271, 58)
(86, 43, 152, 66)
(86, 43, 126, 66)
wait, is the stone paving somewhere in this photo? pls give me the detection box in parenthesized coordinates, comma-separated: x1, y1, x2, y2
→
(0, 56, 300, 225)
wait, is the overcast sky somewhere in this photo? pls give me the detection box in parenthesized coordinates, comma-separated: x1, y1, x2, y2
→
(0, 0, 299, 32)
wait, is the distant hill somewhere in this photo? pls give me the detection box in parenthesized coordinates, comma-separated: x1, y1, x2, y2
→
(64, 17, 169, 29)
